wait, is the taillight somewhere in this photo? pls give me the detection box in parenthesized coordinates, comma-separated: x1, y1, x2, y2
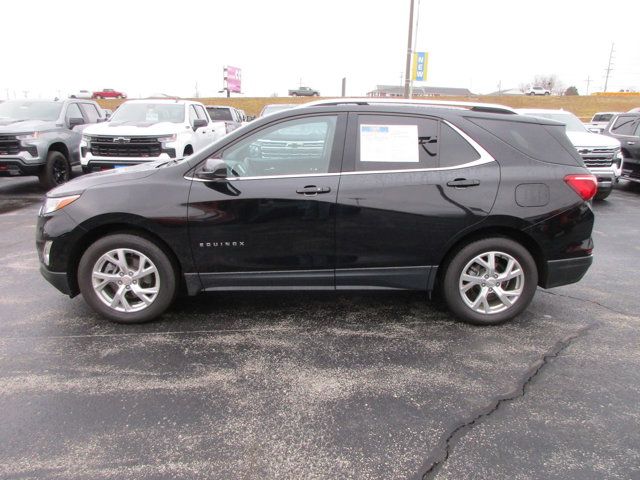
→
(564, 174, 597, 201)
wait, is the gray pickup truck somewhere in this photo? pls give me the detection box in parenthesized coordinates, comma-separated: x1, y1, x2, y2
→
(288, 86, 320, 96)
(0, 99, 105, 189)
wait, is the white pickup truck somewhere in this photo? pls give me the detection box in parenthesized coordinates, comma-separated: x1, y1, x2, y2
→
(584, 112, 621, 134)
(80, 99, 226, 172)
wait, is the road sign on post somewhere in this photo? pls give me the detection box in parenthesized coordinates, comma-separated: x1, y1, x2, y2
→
(412, 52, 428, 82)
(224, 66, 242, 95)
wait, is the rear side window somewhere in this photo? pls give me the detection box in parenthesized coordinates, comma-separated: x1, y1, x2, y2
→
(439, 123, 480, 168)
(611, 116, 639, 135)
(469, 118, 581, 165)
(356, 115, 439, 171)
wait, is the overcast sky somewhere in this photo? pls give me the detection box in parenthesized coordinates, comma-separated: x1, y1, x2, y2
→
(2, 0, 639, 99)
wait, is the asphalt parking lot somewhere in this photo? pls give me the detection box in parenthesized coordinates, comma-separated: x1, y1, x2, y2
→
(0, 175, 639, 480)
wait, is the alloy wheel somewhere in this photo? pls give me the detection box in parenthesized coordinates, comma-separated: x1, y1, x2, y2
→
(91, 248, 160, 313)
(458, 251, 524, 314)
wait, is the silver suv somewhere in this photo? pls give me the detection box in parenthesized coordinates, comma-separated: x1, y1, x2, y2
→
(0, 99, 106, 189)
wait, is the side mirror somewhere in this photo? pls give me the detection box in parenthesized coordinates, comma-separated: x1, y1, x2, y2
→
(68, 117, 85, 129)
(195, 158, 228, 181)
(193, 118, 207, 130)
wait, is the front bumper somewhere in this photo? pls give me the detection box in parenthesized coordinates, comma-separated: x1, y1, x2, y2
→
(39, 264, 73, 296)
(586, 167, 617, 191)
(81, 152, 178, 171)
(540, 255, 593, 289)
(0, 151, 43, 176)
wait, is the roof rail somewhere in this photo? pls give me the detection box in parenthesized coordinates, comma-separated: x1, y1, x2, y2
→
(298, 97, 517, 115)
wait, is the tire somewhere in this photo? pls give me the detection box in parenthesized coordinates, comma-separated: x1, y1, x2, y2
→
(594, 187, 612, 201)
(313, 93, 319, 96)
(545, 92, 550, 96)
(291, 93, 297, 97)
(39, 150, 70, 190)
(77, 234, 177, 324)
(442, 237, 538, 325)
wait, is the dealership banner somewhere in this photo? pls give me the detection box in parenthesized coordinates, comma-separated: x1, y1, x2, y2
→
(412, 52, 428, 82)
(225, 66, 242, 93)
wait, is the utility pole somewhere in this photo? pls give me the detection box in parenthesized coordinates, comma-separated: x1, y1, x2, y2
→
(403, 0, 415, 98)
(585, 75, 591, 95)
(341, 77, 346, 97)
(604, 43, 615, 92)
(409, 0, 421, 99)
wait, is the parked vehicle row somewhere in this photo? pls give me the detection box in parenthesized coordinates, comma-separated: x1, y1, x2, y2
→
(603, 112, 640, 183)
(80, 100, 227, 172)
(38, 99, 596, 326)
(0, 99, 107, 188)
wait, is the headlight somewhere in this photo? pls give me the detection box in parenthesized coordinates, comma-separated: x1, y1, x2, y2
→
(16, 132, 39, 141)
(158, 134, 177, 144)
(82, 135, 92, 143)
(41, 194, 81, 215)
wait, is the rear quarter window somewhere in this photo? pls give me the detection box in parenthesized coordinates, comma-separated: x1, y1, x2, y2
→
(468, 117, 582, 166)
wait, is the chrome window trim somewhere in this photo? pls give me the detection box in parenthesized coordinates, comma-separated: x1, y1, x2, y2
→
(186, 119, 495, 182)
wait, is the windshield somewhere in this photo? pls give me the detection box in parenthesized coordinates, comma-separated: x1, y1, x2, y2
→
(261, 104, 296, 116)
(593, 114, 614, 122)
(525, 112, 587, 133)
(0, 101, 62, 121)
(207, 108, 233, 121)
(109, 103, 184, 124)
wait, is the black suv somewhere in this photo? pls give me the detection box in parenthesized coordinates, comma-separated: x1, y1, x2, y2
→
(603, 112, 640, 183)
(36, 100, 596, 325)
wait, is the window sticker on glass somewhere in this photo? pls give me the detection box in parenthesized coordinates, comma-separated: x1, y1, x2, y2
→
(360, 124, 419, 163)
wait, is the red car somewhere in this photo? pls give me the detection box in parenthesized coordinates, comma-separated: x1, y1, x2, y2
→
(92, 89, 127, 99)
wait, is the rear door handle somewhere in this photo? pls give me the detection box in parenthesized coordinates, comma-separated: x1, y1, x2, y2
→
(446, 178, 480, 188)
(296, 185, 331, 195)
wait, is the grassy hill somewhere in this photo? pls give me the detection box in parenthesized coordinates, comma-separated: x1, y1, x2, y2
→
(97, 94, 640, 121)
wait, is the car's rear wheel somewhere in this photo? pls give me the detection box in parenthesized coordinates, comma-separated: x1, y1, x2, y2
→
(39, 151, 70, 190)
(442, 238, 538, 325)
(78, 234, 177, 324)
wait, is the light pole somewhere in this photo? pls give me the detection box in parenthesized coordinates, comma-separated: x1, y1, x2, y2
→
(403, 0, 415, 98)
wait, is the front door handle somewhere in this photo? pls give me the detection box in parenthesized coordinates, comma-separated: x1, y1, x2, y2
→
(446, 178, 480, 188)
(627, 141, 636, 145)
(296, 185, 331, 195)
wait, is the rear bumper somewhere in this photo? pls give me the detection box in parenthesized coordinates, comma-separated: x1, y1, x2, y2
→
(541, 255, 593, 289)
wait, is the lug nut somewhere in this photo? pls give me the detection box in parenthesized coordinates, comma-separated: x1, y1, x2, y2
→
(119, 272, 124, 277)
(133, 280, 137, 284)
(118, 281, 122, 285)
(126, 285, 130, 290)
(489, 288, 493, 292)
(481, 283, 486, 286)
(129, 272, 133, 276)
(494, 274, 498, 278)
(484, 275, 489, 279)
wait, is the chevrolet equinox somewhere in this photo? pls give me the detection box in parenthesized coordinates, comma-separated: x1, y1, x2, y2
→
(37, 99, 596, 325)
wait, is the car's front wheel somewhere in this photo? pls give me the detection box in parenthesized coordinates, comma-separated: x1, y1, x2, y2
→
(39, 151, 70, 190)
(442, 238, 538, 325)
(78, 234, 177, 323)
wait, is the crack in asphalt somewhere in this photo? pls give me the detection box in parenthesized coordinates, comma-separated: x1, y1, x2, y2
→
(540, 289, 636, 318)
(419, 322, 598, 480)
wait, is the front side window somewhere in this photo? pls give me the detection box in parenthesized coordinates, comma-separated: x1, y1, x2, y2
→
(356, 115, 439, 171)
(80, 103, 101, 123)
(216, 115, 337, 177)
(65, 103, 83, 121)
(207, 107, 234, 121)
(611, 116, 638, 136)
